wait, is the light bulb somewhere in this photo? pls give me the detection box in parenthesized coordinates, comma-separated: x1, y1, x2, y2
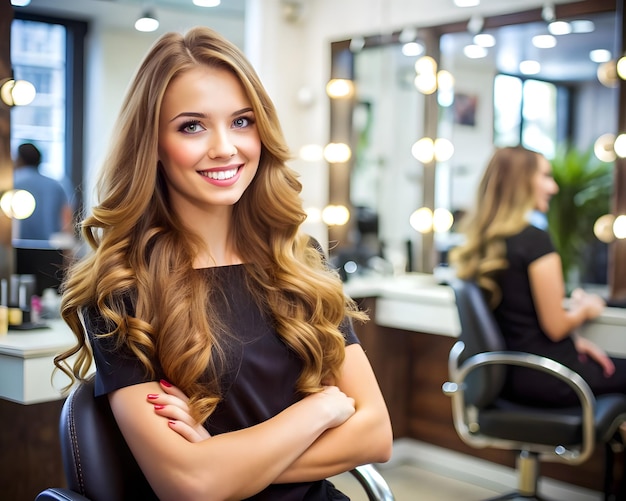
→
(135, 11, 159, 32)
(0, 190, 36, 219)
(325, 79, 354, 99)
(0, 79, 36, 106)
(323, 143, 352, 163)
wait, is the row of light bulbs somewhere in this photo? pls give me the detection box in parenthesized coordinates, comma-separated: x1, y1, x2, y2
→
(307, 203, 454, 234)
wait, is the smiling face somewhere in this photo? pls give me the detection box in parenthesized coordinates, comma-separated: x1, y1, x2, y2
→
(158, 65, 261, 221)
(531, 155, 559, 213)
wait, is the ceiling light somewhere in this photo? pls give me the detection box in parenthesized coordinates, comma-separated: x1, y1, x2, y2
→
(548, 21, 572, 35)
(590, 49, 612, 63)
(453, 0, 480, 7)
(532, 35, 556, 49)
(135, 10, 159, 32)
(10, 0, 31, 6)
(463, 44, 488, 59)
(519, 60, 541, 75)
(473, 33, 495, 48)
(402, 42, 425, 57)
(193, 0, 221, 6)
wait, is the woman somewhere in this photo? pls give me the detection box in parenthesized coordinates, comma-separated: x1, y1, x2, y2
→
(56, 27, 392, 501)
(450, 145, 626, 407)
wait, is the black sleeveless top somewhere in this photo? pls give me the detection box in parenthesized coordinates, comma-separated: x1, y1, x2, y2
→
(85, 264, 358, 500)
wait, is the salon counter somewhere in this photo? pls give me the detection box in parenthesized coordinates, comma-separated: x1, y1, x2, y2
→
(0, 319, 75, 404)
(0, 319, 77, 500)
(343, 272, 626, 354)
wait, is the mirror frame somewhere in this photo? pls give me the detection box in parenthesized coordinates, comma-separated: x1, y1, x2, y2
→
(329, 0, 626, 297)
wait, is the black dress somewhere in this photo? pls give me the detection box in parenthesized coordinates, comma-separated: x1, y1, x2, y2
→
(84, 264, 358, 500)
(494, 224, 626, 406)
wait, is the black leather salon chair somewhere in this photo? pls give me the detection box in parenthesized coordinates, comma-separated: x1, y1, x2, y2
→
(36, 375, 395, 501)
(443, 279, 626, 500)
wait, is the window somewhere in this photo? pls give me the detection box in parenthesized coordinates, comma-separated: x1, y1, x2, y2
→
(11, 13, 87, 210)
(493, 74, 566, 159)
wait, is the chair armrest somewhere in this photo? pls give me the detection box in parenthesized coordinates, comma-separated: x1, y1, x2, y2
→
(35, 488, 91, 501)
(442, 340, 596, 464)
(349, 464, 395, 501)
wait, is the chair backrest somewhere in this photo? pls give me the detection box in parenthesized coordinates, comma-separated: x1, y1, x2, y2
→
(59, 376, 157, 501)
(450, 279, 507, 408)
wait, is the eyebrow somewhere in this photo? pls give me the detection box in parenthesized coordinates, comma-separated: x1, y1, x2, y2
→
(169, 107, 254, 123)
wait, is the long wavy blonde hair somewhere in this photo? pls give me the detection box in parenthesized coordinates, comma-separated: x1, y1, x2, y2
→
(56, 27, 366, 422)
(449, 146, 543, 307)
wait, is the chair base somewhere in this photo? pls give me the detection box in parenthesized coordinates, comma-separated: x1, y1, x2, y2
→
(486, 493, 550, 501)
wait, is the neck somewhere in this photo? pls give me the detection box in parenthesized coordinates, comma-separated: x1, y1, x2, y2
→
(189, 211, 243, 268)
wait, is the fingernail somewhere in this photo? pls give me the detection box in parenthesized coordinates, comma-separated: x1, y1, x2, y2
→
(168, 420, 176, 426)
(160, 379, 172, 387)
(153, 404, 165, 410)
(147, 394, 159, 400)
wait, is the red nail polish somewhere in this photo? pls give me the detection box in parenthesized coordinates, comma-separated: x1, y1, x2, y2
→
(160, 379, 172, 387)
(168, 420, 176, 426)
(154, 404, 165, 410)
(147, 394, 159, 400)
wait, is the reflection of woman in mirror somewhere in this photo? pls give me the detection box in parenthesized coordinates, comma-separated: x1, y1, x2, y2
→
(56, 27, 391, 500)
(450, 146, 626, 407)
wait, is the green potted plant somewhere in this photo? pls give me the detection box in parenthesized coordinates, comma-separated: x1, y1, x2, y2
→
(546, 144, 613, 288)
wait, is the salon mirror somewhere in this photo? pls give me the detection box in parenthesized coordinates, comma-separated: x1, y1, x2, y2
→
(330, 1, 619, 283)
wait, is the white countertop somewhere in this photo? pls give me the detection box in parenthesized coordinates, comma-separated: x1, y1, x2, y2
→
(0, 319, 75, 358)
(343, 273, 626, 356)
(0, 319, 77, 404)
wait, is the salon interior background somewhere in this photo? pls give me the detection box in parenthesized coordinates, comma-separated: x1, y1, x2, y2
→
(2, 0, 625, 293)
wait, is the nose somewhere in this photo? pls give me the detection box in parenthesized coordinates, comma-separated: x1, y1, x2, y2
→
(208, 128, 237, 159)
(551, 179, 559, 194)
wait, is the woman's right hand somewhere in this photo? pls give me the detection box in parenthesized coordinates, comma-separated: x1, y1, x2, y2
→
(570, 288, 605, 320)
(147, 380, 211, 443)
(306, 385, 356, 429)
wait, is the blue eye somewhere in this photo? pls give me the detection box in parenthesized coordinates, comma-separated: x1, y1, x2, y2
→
(233, 116, 255, 129)
(179, 121, 205, 134)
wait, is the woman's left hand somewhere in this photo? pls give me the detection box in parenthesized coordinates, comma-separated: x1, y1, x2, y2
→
(573, 335, 615, 377)
(146, 380, 211, 443)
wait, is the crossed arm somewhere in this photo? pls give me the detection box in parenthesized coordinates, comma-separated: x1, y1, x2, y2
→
(109, 343, 393, 501)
